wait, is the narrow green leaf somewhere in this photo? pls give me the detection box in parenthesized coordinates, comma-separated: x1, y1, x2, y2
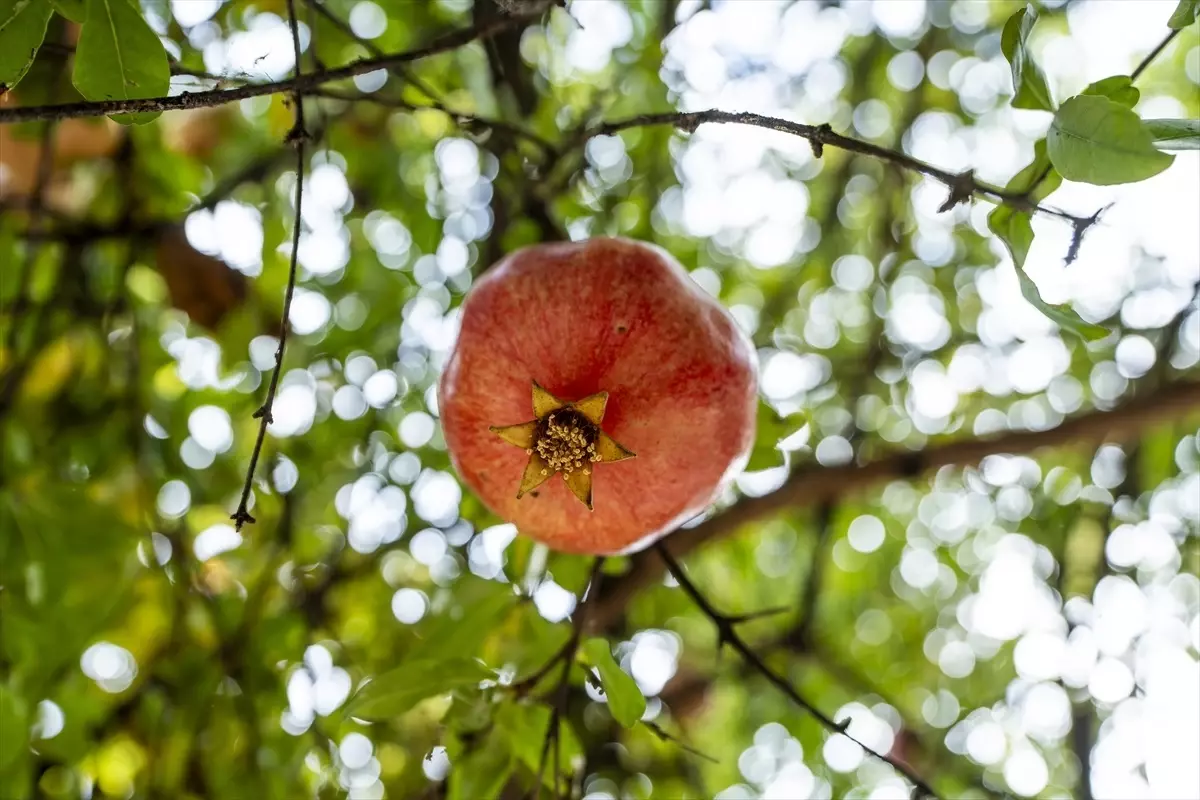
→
(582, 638, 645, 727)
(1001, 6, 1054, 111)
(0, 0, 54, 93)
(447, 735, 513, 800)
(987, 141, 1106, 342)
(49, 0, 86, 22)
(344, 658, 492, 720)
(1168, 0, 1200, 29)
(1144, 118, 1200, 150)
(986, 140, 1062, 271)
(1081, 75, 1139, 109)
(73, 0, 169, 125)
(1048, 95, 1175, 185)
(1015, 269, 1109, 342)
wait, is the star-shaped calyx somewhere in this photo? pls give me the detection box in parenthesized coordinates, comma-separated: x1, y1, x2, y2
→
(489, 382, 635, 510)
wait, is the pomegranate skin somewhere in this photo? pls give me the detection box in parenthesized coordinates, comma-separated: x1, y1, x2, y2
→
(439, 237, 757, 555)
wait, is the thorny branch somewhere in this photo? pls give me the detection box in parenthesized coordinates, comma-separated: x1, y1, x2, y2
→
(655, 543, 940, 799)
(230, 0, 310, 531)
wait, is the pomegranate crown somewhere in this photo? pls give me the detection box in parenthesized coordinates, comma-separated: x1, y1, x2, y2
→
(489, 381, 635, 510)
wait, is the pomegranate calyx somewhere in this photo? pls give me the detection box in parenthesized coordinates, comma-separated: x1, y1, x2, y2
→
(489, 381, 635, 510)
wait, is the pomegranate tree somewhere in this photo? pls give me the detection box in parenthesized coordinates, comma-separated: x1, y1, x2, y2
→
(439, 237, 757, 554)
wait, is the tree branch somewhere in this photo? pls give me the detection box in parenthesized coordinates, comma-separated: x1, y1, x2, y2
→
(230, 0, 310, 531)
(572, 109, 1082, 223)
(0, 9, 542, 125)
(655, 544, 939, 799)
(590, 381, 1200, 631)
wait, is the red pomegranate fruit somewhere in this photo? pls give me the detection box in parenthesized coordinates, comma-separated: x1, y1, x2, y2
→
(438, 237, 758, 555)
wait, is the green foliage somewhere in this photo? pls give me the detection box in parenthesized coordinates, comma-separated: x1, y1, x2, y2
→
(1144, 118, 1200, 149)
(446, 731, 514, 800)
(49, 0, 86, 23)
(1001, 5, 1054, 111)
(745, 399, 806, 471)
(1048, 94, 1175, 185)
(344, 658, 494, 720)
(73, 0, 169, 125)
(987, 141, 1107, 341)
(0, 2, 1196, 799)
(498, 702, 582, 787)
(1168, 0, 1200, 29)
(582, 638, 645, 727)
(0, 0, 53, 91)
(1081, 75, 1139, 108)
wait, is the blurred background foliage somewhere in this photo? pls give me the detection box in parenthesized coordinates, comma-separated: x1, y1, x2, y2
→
(1, 0, 1199, 799)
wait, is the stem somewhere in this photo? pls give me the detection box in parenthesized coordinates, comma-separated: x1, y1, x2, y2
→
(655, 544, 940, 799)
(230, 0, 310, 531)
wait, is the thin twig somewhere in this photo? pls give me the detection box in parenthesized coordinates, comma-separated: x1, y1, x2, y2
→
(572, 109, 1082, 223)
(655, 544, 940, 799)
(230, 0, 310, 531)
(0, 9, 542, 125)
(1021, 25, 1182, 215)
(303, 0, 445, 103)
(309, 88, 554, 153)
(530, 557, 605, 800)
(1131, 27, 1182, 81)
(591, 380, 1200, 631)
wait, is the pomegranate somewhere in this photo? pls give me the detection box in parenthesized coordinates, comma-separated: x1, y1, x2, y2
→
(438, 237, 757, 555)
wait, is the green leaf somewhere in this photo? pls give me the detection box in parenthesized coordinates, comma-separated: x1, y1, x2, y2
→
(49, 0, 86, 22)
(745, 400, 805, 472)
(1144, 118, 1200, 150)
(1047, 95, 1175, 185)
(1001, 5, 1054, 111)
(73, 0, 169, 125)
(0, 684, 27, 773)
(987, 141, 1107, 342)
(1168, 0, 1200, 28)
(1015, 269, 1109, 342)
(987, 140, 1062, 271)
(0, 0, 54, 93)
(1081, 75, 1139, 108)
(344, 658, 493, 720)
(406, 582, 516, 663)
(447, 734, 513, 800)
(582, 638, 645, 727)
(497, 702, 582, 788)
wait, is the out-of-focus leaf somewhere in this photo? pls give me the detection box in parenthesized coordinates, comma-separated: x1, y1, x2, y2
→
(406, 580, 517, 663)
(447, 733, 513, 800)
(1048, 95, 1174, 185)
(1081, 75, 1139, 108)
(344, 658, 492, 720)
(497, 702, 582, 788)
(1168, 0, 1200, 29)
(745, 399, 804, 471)
(0, 684, 27, 773)
(582, 638, 645, 727)
(1144, 118, 1200, 150)
(73, 0, 169, 125)
(1001, 5, 1054, 111)
(0, 0, 53, 93)
(49, 0, 85, 22)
